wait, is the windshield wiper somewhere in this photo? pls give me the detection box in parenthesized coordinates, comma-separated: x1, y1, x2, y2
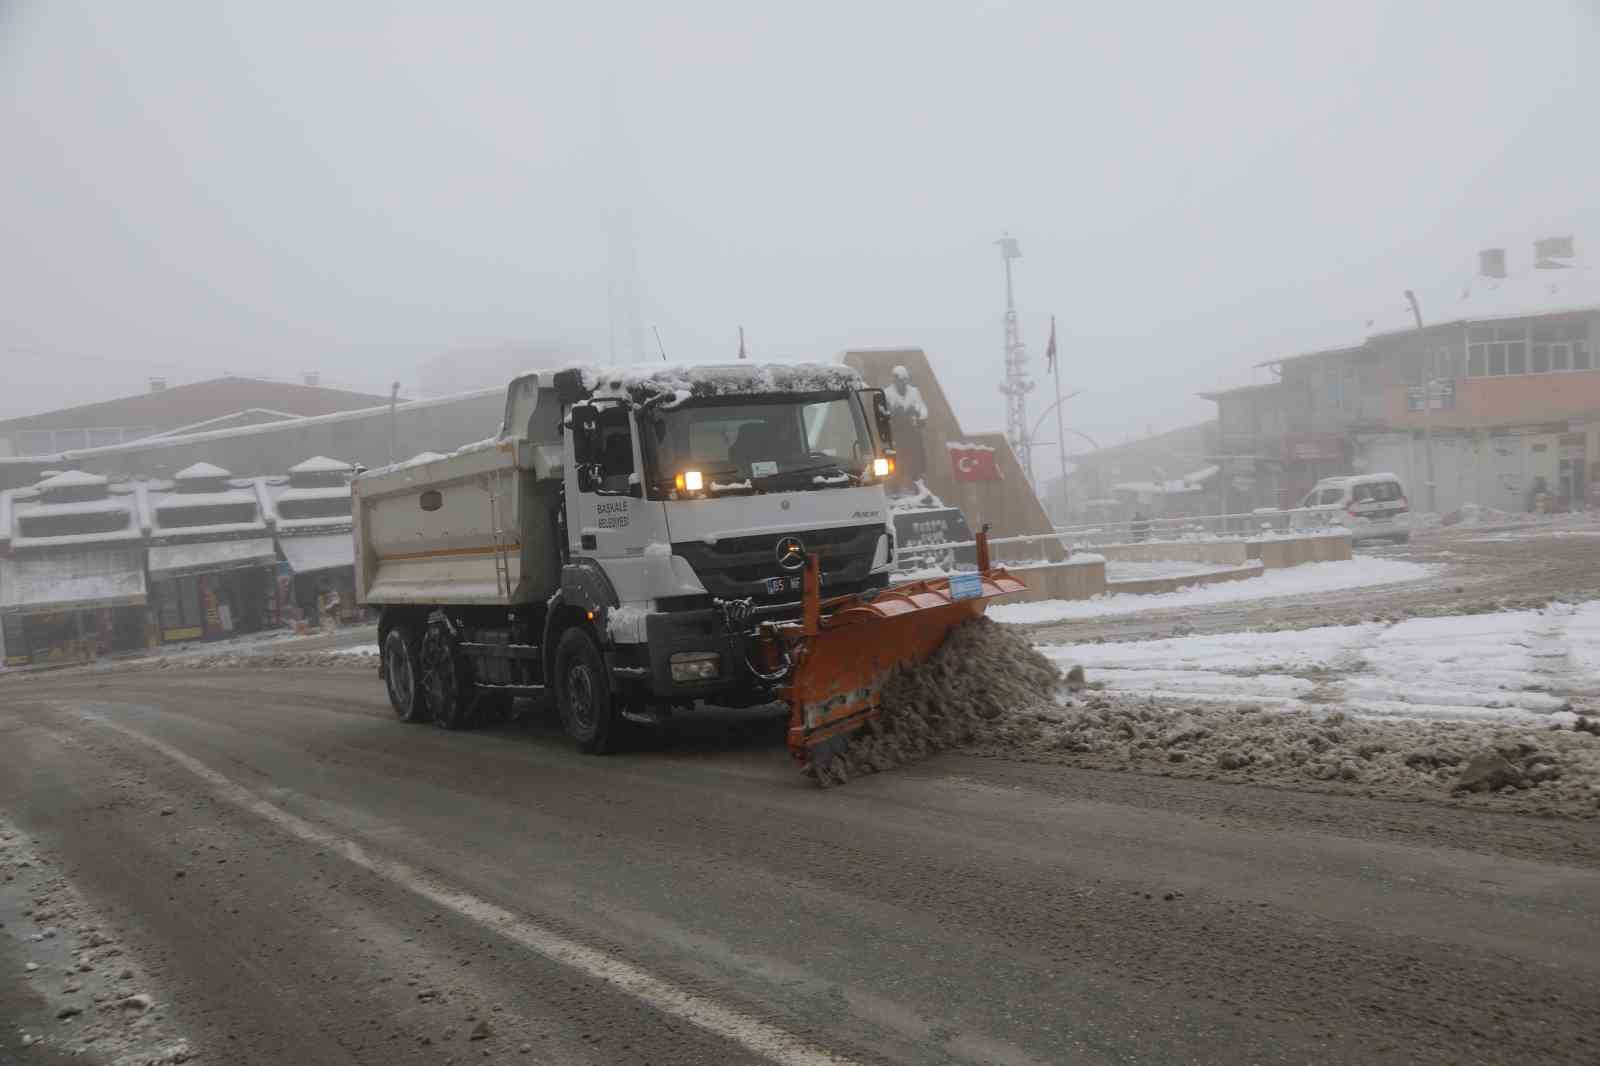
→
(775, 462, 860, 485)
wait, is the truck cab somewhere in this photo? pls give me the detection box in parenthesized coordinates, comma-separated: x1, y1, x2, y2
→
(356, 362, 898, 751)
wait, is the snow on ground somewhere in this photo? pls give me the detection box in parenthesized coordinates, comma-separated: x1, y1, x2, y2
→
(1104, 559, 1250, 582)
(1043, 602, 1599, 725)
(991, 557, 1437, 624)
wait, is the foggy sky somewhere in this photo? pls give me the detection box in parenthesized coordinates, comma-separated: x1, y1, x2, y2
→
(3, 1, 1597, 473)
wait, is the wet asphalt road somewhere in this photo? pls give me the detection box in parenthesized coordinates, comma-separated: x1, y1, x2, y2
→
(2, 660, 1598, 1065)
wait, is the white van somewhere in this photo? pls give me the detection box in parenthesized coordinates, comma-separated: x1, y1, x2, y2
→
(1293, 473, 1411, 544)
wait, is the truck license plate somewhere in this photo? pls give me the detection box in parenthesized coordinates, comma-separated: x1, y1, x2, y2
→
(949, 572, 982, 601)
(766, 576, 801, 594)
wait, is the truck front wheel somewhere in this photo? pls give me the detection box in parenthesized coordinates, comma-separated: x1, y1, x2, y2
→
(554, 628, 621, 754)
(383, 625, 429, 723)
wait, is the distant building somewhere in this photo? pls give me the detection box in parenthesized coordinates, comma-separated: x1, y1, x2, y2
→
(1205, 238, 1599, 514)
(1051, 421, 1221, 525)
(0, 376, 396, 460)
(1, 454, 366, 667)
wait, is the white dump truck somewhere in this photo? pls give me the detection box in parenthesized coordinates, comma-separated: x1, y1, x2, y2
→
(354, 362, 904, 752)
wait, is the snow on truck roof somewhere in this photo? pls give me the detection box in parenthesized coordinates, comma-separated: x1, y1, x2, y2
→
(515, 362, 866, 409)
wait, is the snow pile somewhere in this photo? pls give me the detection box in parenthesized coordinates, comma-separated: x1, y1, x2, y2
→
(973, 692, 1600, 816)
(822, 613, 1599, 814)
(990, 556, 1436, 624)
(821, 618, 1065, 781)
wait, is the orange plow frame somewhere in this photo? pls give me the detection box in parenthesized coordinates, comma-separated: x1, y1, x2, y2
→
(759, 530, 1026, 782)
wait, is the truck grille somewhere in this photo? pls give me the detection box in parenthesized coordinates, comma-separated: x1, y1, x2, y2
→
(672, 524, 883, 601)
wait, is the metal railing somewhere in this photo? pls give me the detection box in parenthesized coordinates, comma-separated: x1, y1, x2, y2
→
(892, 507, 1345, 574)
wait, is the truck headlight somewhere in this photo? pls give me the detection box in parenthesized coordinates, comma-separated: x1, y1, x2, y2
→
(872, 456, 891, 478)
(670, 651, 720, 682)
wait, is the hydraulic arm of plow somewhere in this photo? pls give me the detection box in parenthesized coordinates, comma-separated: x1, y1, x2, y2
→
(756, 529, 1026, 786)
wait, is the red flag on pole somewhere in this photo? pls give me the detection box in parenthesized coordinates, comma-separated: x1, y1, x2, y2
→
(1045, 315, 1057, 374)
(948, 442, 1002, 481)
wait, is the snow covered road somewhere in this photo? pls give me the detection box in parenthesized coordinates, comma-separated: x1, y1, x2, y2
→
(1047, 602, 1600, 725)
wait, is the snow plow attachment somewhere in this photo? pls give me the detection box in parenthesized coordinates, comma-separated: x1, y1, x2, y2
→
(759, 530, 1026, 786)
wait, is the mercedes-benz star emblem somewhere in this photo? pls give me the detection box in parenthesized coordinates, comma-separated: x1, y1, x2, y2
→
(775, 536, 806, 571)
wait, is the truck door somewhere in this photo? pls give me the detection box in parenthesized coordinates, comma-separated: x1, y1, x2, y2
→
(568, 403, 650, 561)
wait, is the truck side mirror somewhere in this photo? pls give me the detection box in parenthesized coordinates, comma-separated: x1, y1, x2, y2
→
(569, 405, 603, 492)
(862, 388, 894, 449)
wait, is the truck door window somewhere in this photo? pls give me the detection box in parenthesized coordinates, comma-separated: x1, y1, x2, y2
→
(596, 407, 635, 495)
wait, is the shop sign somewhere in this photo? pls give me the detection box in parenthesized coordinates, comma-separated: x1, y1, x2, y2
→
(1282, 434, 1344, 462)
(1406, 379, 1455, 411)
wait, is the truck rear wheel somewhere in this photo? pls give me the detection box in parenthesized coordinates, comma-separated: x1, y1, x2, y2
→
(383, 625, 429, 723)
(421, 622, 476, 731)
(554, 628, 621, 754)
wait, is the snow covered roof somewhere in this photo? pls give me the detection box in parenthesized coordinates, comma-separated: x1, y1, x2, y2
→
(571, 362, 865, 409)
(175, 461, 233, 480)
(36, 469, 108, 492)
(289, 455, 355, 475)
(1374, 262, 1600, 336)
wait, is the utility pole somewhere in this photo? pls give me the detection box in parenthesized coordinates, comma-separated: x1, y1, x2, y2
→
(1050, 316, 1067, 519)
(1406, 291, 1438, 513)
(388, 381, 400, 465)
(997, 235, 1035, 483)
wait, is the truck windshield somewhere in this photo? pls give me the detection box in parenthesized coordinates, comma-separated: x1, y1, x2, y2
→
(641, 395, 873, 496)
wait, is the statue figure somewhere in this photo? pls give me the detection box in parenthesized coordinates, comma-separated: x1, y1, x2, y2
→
(884, 365, 928, 495)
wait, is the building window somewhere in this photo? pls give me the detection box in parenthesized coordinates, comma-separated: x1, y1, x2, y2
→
(1471, 319, 1589, 377)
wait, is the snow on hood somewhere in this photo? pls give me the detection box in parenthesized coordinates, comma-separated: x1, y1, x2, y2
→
(577, 362, 865, 409)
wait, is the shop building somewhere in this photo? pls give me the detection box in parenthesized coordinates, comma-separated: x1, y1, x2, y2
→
(0, 470, 152, 666)
(266, 456, 358, 626)
(1205, 239, 1600, 514)
(146, 462, 278, 643)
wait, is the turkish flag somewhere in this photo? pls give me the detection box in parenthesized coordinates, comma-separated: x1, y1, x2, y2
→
(949, 443, 1002, 481)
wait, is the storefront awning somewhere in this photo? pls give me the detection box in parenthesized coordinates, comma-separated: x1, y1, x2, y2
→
(278, 533, 354, 575)
(0, 548, 147, 615)
(148, 537, 277, 578)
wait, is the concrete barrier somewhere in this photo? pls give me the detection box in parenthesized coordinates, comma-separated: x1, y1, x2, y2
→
(1104, 563, 1264, 597)
(1095, 541, 1251, 566)
(999, 556, 1107, 604)
(1249, 532, 1352, 569)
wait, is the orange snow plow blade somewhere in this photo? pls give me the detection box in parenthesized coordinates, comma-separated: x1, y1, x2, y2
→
(759, 531, 1026, 786)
